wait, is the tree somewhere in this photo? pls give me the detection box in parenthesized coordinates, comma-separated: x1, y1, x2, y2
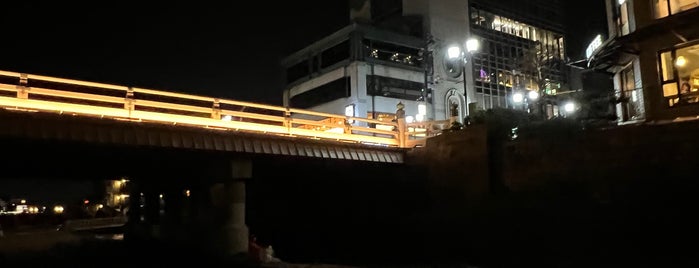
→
(514, 42, 568, 118)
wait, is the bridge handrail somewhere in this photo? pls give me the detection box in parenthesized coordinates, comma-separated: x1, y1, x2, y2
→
(0, 70, 414, 146)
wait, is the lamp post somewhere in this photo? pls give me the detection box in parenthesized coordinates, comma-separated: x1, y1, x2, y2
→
(447, 38, 479, 117)
(512, 90, 540, 113)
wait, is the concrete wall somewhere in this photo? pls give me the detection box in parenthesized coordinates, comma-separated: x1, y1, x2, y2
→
(405, 120, 699, 266)
(421, 119, 699, 195)
(407, 126, 490, 208)
(502, 120, 699, 193)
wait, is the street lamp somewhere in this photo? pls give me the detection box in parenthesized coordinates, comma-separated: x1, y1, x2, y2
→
(564, 102, 576, 113)
(513, 92, 525, 104)
(528, 90, 539, 101)
(416, 97, 427, 122)
(466, 38, 479, 54)
(446, 37, 479, 117)
(513, 90, 540, 112)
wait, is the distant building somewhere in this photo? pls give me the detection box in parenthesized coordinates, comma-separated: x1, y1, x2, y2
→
(282, 0, 574, 124)
(587, 0, 699, 124)
(104, 179, 129, 213)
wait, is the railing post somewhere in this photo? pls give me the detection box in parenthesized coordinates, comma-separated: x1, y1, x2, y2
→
(283, 107, 291, 129)
(343, 118, 352, 134)
(212, 98, 221, 119)
(396, 102, 406, 147)
(16, 73, 28, 99)
(124, 87, 135, 113)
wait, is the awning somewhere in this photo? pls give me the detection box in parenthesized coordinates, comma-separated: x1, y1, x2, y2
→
(586, 34, 639, 74)
(587, 8, 699, 74)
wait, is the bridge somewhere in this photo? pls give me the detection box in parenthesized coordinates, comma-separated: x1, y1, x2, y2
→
(0, 68, 447, 258)
(0, 69, 449, 161)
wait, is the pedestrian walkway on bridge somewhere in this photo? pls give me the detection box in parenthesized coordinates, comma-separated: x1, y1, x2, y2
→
(0, 69, 450, 148)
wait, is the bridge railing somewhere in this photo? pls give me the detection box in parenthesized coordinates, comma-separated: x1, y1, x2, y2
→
(0, 70, 411, 146)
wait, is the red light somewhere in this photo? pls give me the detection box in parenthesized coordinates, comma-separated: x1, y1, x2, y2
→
(84, 200, 89, 204)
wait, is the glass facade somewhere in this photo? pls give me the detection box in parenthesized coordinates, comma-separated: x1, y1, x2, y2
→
(470, 6, 565, 110)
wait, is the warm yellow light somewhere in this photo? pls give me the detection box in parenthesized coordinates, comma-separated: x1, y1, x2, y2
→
(159, 194, 164, 199)
(0, 68, 423, 147)
(97, 204, 104, 209)
(0, 96, 400, 146)
(20, 199, 26, 204)
(53, 205, 64, 214)
(676, 56, 687, 67)
(185, 190, 191, 197)
(324, 127, 344, 134)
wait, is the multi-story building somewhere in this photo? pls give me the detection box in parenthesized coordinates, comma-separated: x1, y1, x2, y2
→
(587, 0, 699, 124)
(282, 0, 570, 124)
(104, 179, 129, 213)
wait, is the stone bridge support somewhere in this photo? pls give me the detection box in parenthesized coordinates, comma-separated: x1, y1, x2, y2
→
(210, 159, 251, 256)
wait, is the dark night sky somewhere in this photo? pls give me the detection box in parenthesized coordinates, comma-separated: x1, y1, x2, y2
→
(0, 1, 349, 105)
(564, 0, 610, 60)
(0, 1, 605, 205)
(0, 1, 604, 104)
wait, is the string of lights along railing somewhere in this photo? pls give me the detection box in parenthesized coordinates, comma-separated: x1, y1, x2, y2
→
(0, 70, 436, 148)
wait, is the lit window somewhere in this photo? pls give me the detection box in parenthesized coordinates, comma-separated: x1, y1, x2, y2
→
(654, 0, 698, 19)
(618, 0, 630, 35)
(658, 43, 699, 106)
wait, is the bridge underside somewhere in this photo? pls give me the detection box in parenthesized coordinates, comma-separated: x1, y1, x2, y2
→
(0, 109, 405, 167)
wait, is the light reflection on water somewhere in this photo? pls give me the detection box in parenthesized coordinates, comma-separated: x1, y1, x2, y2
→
(94, 233, 124, 241)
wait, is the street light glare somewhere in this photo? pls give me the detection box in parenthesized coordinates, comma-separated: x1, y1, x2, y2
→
(528, 90, 539, 100)
(466, 38, 479, 52)
(513, 92, 524, 103)
(447, 46, 461, 59)
(564, 102, 576, 113)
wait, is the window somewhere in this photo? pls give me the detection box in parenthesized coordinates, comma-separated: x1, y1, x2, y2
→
(620, 67, 641, 120)
(321, 40, 350, 69)
(658, 42, 699, 107)
(362, 39, 423, 68)
(618, 1, 630, 35)
(286, 59, 310, 83)
(290, 77, 351, 109)
(654, 0, 699, 19)
(366, 75, 424, 100)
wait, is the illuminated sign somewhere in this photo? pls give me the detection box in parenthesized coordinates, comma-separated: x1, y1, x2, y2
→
(345, 104, 355, 124)
(585, 35, 603, 59)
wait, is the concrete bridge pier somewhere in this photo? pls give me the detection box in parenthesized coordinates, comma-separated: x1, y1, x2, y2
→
(125, 180, 142, 241)
(123, 159, 251, 257)
(209, 159, 251, 256)
(161, 184, 187, 243)
(124, 179, 164, 242)
(143, 188, 162, 239)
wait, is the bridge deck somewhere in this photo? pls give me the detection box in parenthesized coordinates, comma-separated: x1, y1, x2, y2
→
(0, 108, 406, 163)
